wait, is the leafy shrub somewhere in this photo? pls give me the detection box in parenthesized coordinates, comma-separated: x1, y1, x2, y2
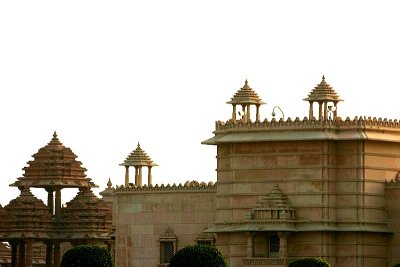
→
(60, 244, 113, 267)
(169, 244, 227, 267)
(288, 257, 330, 267)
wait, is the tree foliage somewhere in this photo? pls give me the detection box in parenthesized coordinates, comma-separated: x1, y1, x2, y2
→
(60, 244, 113, 267)
(288, 257, 330, 267)
(169, 244, 227, 267)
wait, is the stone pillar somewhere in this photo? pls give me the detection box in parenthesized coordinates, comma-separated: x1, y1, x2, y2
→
(46, 188, 54, 214)
(232, 104, 237, 122)
(246, 104, 251, 122)
(138, 166, 143, 186)
(134, 167, 139, 186)
(55, 188, 61, 219)
(309, 101, 314, 119)
(54, 242, 60, 267)
(241, 105, 245, 121)
(246, 232, 253, 258)
(334, 102, 338, 119)
(25, 240, 33, 267)
(18, 241, 25, 267)
(124, 166, 129, 186)
(45, 242, 52, 267)
(148, 166, 152, 186)
(256, 105, 260, 122)
(11, 242, 17, 267)
(323, 101, 328, 121)
(278, 232, 289, 258)
(318, 102, 323, 120)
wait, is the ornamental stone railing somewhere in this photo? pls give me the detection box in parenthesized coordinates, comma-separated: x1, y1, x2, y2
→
(116, 180, 216, 192)
(215, 116, 400, 131)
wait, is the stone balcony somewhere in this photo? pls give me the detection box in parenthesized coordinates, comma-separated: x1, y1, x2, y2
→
(243, 257, 287, 267)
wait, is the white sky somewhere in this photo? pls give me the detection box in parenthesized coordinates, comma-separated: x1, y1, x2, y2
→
(1, 1, 400, 206)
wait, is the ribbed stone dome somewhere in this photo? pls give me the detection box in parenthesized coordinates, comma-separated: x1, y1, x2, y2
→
(11, 132, 97, 189)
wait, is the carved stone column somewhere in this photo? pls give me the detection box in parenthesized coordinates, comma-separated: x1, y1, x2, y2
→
(46, 242, 53, 267)
(11, 242, 17, 267)
(25, 240, 33, 267)
(46, 188, 54, 214)
(54, 242, 61, 267)
(55, 188, 61, 219)
(323, 101, 328, 121)
(134, 167, 139, 186)
(246, 232, 253, 258)
(318, 101, 323, 120)
(138, 166, 143, 186)
(278, 232, 289, 258)
(124, 166, 129, 186)
(232, 104, 237, 122)
(18, 241, 25, 267)
(246, 104, 251, 122)
(256, 105, 260, 122)
(334, 101, 338, 119)
(148, 166, 152, 186)
(309, 101, 314, 119)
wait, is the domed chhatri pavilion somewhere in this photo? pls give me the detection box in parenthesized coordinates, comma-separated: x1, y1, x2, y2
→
(0, 132, 112, 267)
(112, 77, 400, 267)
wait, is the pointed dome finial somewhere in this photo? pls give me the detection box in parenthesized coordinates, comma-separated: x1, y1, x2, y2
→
(245, 79, 248, 85)
(53, 131, 58, 138)
(107, 178, 112, 188)
(322, 75, 325, 81)
(137, 142, 140, 148)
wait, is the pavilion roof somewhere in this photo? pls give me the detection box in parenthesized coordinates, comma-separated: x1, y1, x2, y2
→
(120, 143, 158, 167)
(227, 80, 265, 105)
(0, 188, 53, 239)
(10, 132, 97, 189)
(303, 75, 342, 102)
(59, 188, 112, 238)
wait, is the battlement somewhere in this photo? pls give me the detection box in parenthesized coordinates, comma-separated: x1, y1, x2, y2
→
(115, 180, 216, 192)
(216, 116, 400, 131)
(203, 116, 400, 145)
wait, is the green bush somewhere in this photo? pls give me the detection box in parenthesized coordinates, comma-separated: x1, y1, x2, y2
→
(169, 244, 227, 267)
(393, 263, 400, 267)
(60, 245, 113, 267)
(288, 257, 330, 267)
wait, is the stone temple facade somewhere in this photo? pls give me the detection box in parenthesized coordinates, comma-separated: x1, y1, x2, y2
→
(112, 77, 400, 267)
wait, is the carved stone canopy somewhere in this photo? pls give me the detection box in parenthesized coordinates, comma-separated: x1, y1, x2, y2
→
(59, 188, 112, 238)
(250, 184, 295, 221)
(0, 188, 53, 239)
(303, 75, 342, 103)
(159, 227, 177, 241)
(227, 80, 265, 106)
(120, 143, 158, 167)
(10, 132, 97, 189)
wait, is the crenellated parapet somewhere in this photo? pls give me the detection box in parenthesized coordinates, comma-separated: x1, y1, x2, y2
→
(202, 116, 400, 145)
(215, 116, 400, 131)
(115, 180, 217, 192)
(386, 172, 400, 187)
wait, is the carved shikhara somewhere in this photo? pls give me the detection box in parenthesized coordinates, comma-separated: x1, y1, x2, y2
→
(116, 180, 217, 192)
